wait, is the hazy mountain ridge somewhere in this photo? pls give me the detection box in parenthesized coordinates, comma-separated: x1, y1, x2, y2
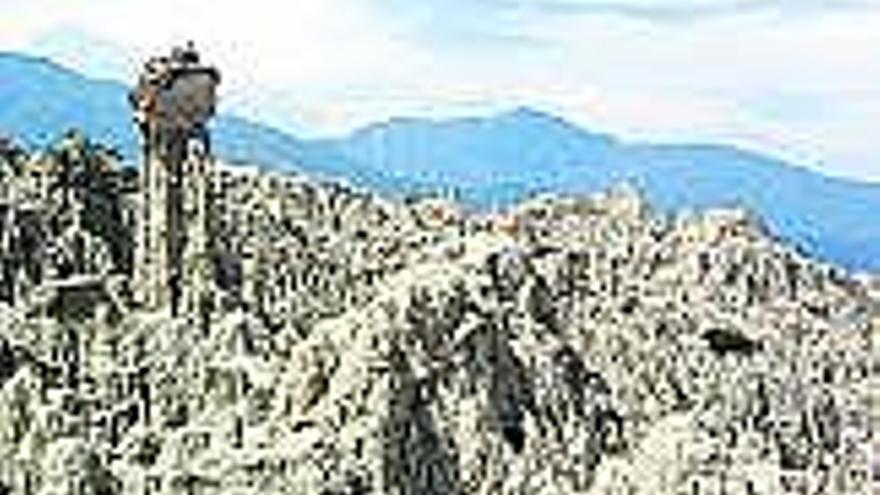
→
(2, 52, 879, 272)
(0, 52, 313, 173)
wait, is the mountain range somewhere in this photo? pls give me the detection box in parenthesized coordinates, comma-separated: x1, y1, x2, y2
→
(1, 51, 879, 273)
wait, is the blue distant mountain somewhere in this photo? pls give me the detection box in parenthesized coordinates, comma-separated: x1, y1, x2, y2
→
(1, 52, 879, 272)
(0, 53, 311, 168)
(318, 110, 880, 272)
(0, 52, 394, 190)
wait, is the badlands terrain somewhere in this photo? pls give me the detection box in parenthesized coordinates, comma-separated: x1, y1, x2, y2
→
(0, 136, 878, 494)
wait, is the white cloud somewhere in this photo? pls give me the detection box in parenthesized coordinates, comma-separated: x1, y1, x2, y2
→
(3, 0, 423, 89)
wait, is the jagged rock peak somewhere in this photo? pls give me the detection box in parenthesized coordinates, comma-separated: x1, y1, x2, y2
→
(0, 170, 876, 494)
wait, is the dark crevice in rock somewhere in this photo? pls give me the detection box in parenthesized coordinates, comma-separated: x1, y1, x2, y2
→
(702, 328, 760, 356)
(132, 434, 162, 468)
(0, 339, 17, 385)
(382, 345, 462, 495)
(527, 275, 558, 329)
(501, 424, 526, 454)
(488, 324, 534, 456)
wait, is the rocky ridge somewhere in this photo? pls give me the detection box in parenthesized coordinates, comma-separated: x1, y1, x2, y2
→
(0, 147, 877, 494)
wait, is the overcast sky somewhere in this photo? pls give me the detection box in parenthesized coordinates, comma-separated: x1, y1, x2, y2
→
(2, 0, 879, 181)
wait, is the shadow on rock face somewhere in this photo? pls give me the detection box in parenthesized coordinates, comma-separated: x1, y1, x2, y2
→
(82, 450, 122, 495)
(381, 345, 463, 495)
(487, 327, 534, 456)
(702, 328, 760, 356)
(0, 338, 17, 385)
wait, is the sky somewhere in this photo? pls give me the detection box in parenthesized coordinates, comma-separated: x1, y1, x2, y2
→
(2, 0, 880, 182)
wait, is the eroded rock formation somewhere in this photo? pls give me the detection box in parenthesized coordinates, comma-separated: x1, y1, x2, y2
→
(0, 161, 875, 494)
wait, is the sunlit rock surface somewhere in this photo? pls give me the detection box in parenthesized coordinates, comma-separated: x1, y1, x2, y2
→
(0, 146, 876, 494)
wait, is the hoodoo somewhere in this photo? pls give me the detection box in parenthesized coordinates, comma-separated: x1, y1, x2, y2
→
(130, 43, 219, 316)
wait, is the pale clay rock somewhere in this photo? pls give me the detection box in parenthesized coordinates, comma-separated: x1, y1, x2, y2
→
(1, 124, 877, 493)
